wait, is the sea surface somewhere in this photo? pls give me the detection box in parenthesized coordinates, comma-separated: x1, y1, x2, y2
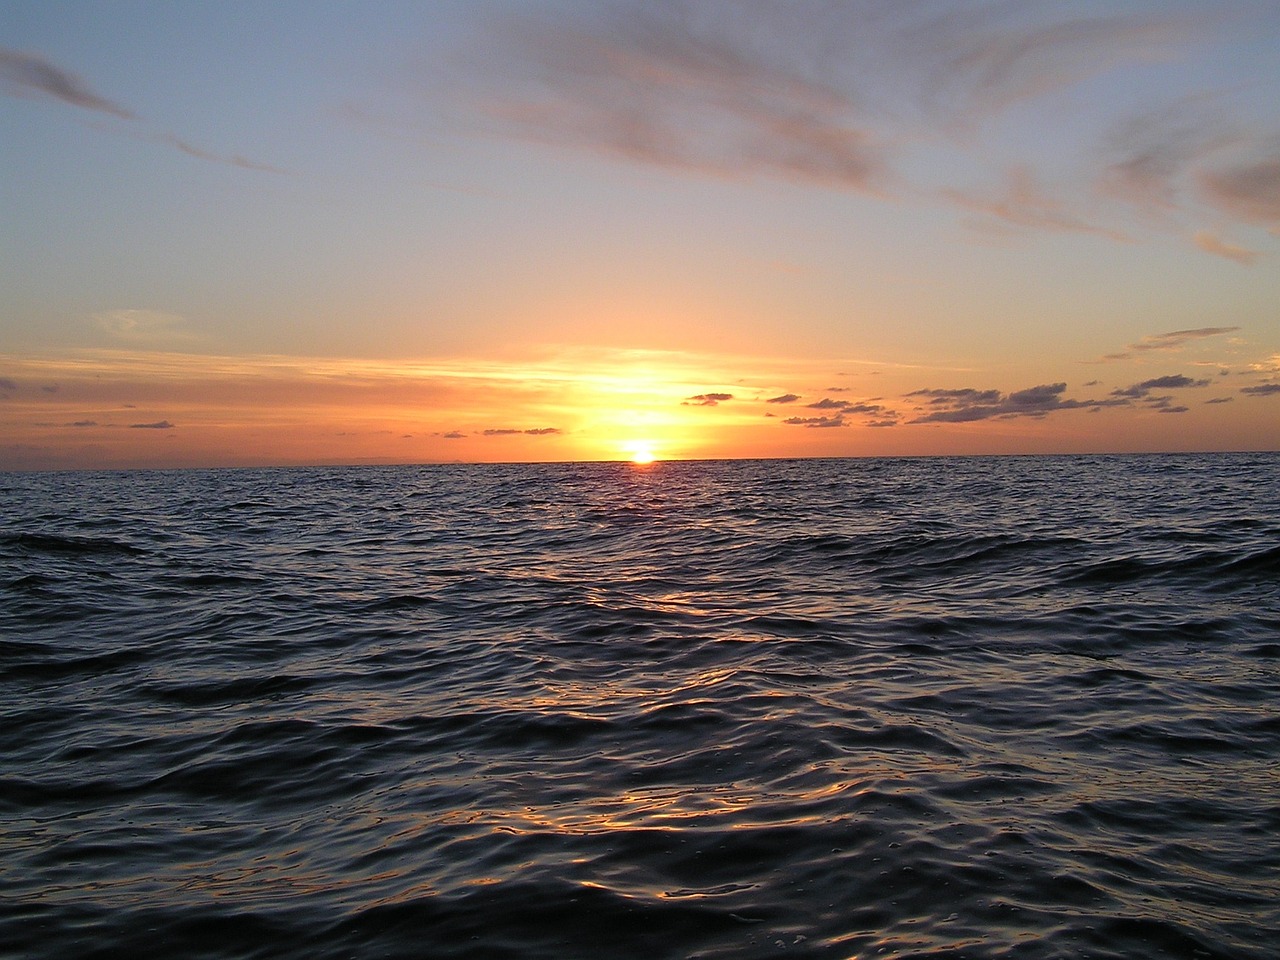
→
(2, 454, 1278, 959)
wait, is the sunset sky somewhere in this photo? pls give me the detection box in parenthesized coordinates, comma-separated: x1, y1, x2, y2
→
(3, 0, 1278, 469)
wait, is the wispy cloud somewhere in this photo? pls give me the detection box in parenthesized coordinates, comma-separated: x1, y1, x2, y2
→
(899, 4, 1193, 122)
(1100, 325, 1241, 361)
(474, 3, 891, 194)
(160, 134, 286, 174)
(1241, 383, 1280, 396)
(1193, 230, 1259, 265)
(1132, 327, 1241, 351)
(2, 46, 279, 172)
(457, 2, 1276, 256)
(94, 309, 198, 345)
(1199, 156, 1280, 229)
(943, 166, 1126, 239)
(0, 47, 135, 118)
(130, 420, 175, 429)
(1098, 94, 1234, 216)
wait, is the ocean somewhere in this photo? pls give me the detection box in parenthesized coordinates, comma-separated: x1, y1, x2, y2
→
(2, 453, 1277, 959)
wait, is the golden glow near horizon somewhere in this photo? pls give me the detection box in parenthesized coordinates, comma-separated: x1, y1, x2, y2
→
(2, 333, 1277, 472)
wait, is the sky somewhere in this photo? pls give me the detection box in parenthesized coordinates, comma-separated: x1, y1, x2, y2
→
(2, 0, 1278, 469)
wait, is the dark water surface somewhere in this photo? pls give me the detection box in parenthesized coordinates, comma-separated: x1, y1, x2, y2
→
(2, 454, 1278, 959)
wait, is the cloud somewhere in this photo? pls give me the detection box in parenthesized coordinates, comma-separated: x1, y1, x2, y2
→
(1241, 383, 1280, 396)
(1133, 327, 1240, 351)
(904, 6, 1193, 121)
(441, 431, 466, 439)
(70, 420, 98, 427)
(94, 309, 196, 344)
(456, 3, 1280, 253)
(1097, 93, 1236, 215)
(1193, 230, 1259, 266)
(1200, 156, 1280, 228)
(766, 393, 800, 404)
(1204, 396, 1233, 404)
(943, 165, 1126, 239)
(866, 419, 897, 428)
(469, 3, 898, 195)
(1158, 405, 1190, 414)
(908, 387, 1002, 404)
(1111, 374, 1210, 398)
(1097, 98, 1280, 246)
(1005, 383, 1072, 409)
(1101, 325, 1240, 360)
(482, 426, 562, 435)
(0, 377, 16, 392)
(130, 420, 175, 429)
(804, 397, 890, 415)
(782, 415, 846, 428)
(2, 48, 281, 173)
(0, 47, 135, 118)
(683, 392, 733, 406)
(472, 2, 1196, 193)
(160, 134, 286, 174)
(909, 381, 1125, 423)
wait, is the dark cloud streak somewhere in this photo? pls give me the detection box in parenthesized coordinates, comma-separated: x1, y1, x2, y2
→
(1111, 374, 1210, 398)
(910, 382, 1126, 423)
(0, 47, 135, 118)
(684, 392, 733, 406)
(782, 414, 846, 428)
(1, 47, 281, 173)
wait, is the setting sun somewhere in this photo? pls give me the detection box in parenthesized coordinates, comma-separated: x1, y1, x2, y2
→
(625, 441, 658, 464)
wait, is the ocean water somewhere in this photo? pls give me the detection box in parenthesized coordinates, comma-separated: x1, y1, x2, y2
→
(2, 453, 1278, 959)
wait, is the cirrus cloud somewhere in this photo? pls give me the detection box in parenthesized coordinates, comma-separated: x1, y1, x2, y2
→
(0, 47, 134, 118)
(455, 2, 1278, 258)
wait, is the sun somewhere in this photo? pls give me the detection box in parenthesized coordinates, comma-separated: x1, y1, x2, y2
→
(625, 441, 658, 464)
